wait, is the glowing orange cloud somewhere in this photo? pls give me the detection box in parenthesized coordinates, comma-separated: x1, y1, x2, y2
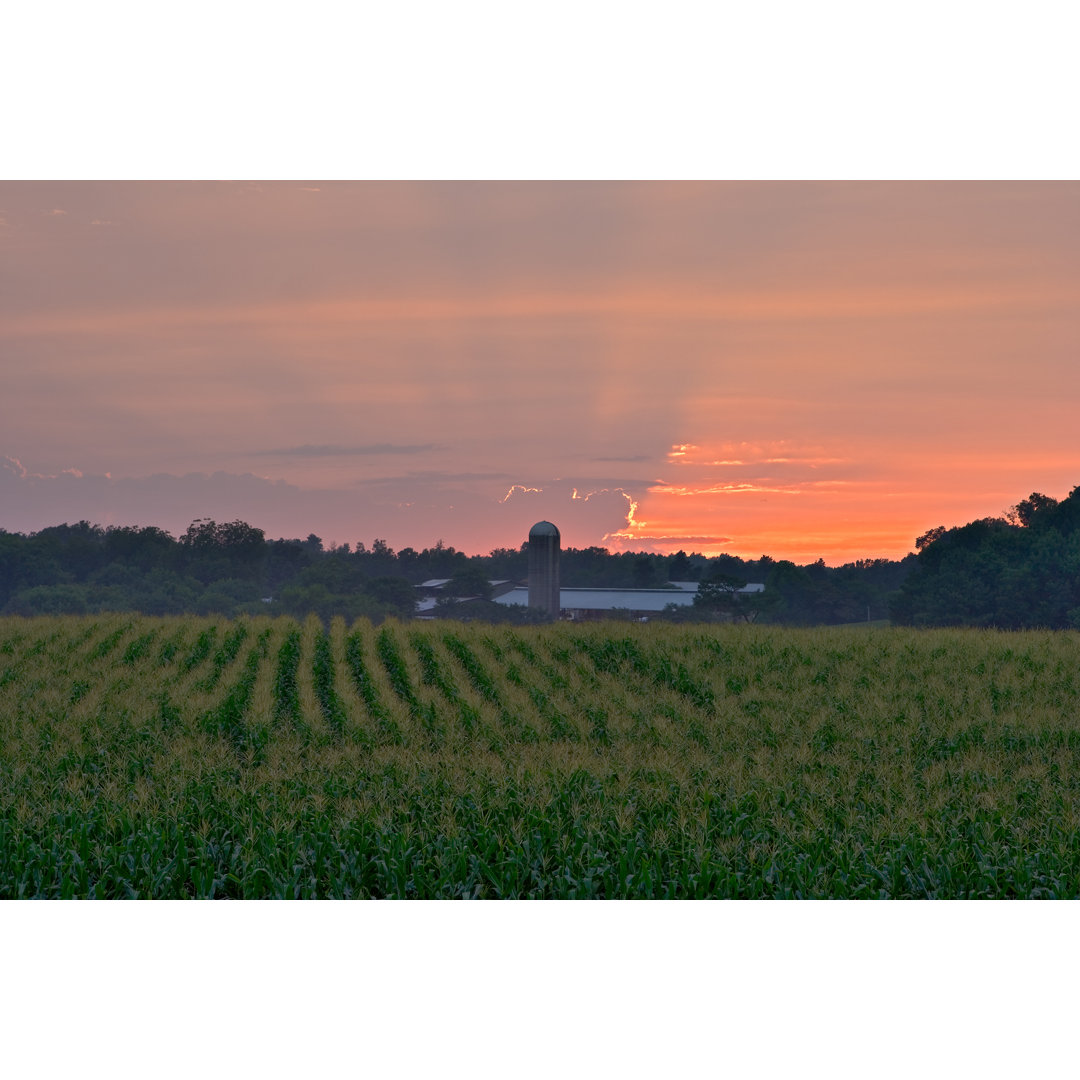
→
(499, 484, 544, 502)
(666, 442, 849, 468)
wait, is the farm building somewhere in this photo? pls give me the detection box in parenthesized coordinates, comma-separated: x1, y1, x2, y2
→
(414, 578, 764, 620)
(413, 523, 763, 619)
(491, 581, 764, 620)
(414, 578, 516, 618)
(415, 578, 516, 598)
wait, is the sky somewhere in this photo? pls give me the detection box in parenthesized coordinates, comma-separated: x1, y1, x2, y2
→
(2, 180, 1078, 563)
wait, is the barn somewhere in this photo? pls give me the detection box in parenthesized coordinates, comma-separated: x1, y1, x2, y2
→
(490, 581, 764, 620)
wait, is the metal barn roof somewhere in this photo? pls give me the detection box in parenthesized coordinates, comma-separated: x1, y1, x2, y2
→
(491, 582, 763, 612)
(490, 586, 689, 612)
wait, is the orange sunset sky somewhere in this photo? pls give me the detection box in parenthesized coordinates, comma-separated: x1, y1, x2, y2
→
(2, 180, 1078, 564)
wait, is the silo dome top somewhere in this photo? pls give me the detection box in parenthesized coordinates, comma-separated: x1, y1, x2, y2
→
(529, 521, 560, 539)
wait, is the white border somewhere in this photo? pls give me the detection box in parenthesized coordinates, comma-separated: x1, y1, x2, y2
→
(4, 1, 1078, 178)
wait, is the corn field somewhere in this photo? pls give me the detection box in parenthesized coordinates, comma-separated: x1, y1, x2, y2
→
(2, 614, 1080, 898)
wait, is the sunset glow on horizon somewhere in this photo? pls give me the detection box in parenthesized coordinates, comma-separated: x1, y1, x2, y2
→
(3, 180, 1078, 564)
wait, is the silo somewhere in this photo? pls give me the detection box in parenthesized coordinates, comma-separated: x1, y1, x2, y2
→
(527, 521, 561, 614)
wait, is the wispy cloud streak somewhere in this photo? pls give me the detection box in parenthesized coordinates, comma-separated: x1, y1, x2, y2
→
(251, 443, 442, 457)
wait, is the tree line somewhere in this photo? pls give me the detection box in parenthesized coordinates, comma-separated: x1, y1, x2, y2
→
(6, 483, 1074, 624)
(0, 517, 919, 624)
(891, 486, 1080, 628)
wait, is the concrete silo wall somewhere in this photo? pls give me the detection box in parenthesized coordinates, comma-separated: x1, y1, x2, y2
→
(527, 521, 560, 614)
